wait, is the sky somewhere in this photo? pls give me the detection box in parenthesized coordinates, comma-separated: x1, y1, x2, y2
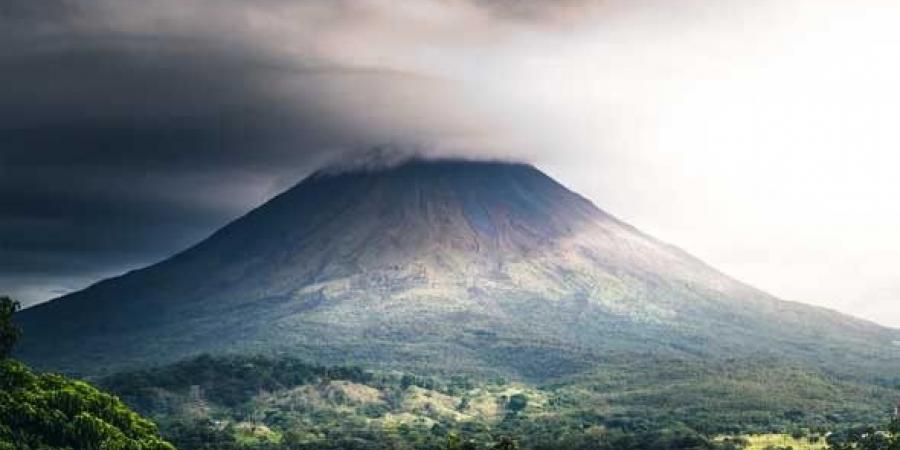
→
(2, 0, 900, 327)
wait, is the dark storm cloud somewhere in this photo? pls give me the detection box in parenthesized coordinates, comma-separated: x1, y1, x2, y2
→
(1, 0, 517, 304)
(1, 0, 631, 305)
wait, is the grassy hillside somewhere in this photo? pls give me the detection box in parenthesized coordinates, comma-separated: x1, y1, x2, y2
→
(714, 434, 828, 450)
(99, 354, 898, 450)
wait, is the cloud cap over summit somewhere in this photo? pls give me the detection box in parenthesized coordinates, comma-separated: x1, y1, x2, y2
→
(5, 0, 900, 326)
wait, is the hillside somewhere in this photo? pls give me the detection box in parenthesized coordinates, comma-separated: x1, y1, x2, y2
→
(99, 354, 897, 450)
(14, 159, 900, 385)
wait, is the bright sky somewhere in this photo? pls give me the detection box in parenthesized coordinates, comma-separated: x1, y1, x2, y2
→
(495, 0, 900, 327)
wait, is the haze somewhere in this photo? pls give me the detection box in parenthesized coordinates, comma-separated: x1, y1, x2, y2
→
(2, 0, 899, 327)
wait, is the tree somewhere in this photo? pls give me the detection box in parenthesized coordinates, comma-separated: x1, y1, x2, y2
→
(506, 394, 528, 414)
(401, 374, 415, 390)
(0, 296, 175, 450)
(827, 419, 900, 450)
(0, 296, 20, 358)
(492, 436, 518, 450)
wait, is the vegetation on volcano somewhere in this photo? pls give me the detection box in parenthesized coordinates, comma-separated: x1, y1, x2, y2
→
(3, 291, 900, 449)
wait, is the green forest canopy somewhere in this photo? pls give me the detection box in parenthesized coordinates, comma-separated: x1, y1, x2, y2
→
(0, 296, 175, 450)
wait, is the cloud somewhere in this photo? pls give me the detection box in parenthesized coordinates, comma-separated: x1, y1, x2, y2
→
(0, 0, 525, 304)
(4, 0, 900, 328)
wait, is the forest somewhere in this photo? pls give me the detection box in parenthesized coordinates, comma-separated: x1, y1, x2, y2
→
(97, 354, 900, 450)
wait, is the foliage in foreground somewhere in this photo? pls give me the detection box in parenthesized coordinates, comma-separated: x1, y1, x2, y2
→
(0, 360, 175, 450)
(0, 296, 175, 450)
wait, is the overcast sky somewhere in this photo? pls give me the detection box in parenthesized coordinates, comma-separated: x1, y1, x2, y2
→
(3, 0, 900, 327)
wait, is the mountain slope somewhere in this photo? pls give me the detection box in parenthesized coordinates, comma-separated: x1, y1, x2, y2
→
(15, 159, 900, 382)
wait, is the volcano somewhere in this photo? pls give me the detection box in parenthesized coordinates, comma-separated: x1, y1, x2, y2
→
(15, 159, 900, 380)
